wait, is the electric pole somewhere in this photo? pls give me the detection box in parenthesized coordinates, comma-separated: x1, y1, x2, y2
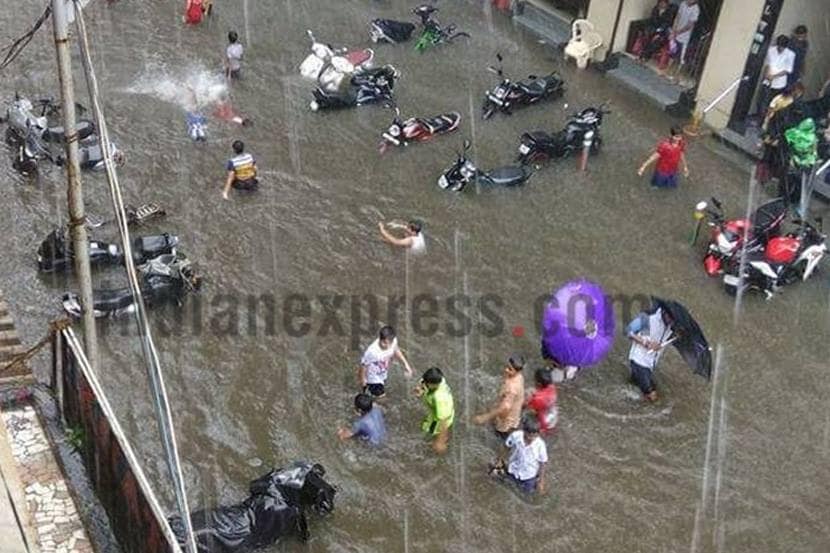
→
(51, 0, 99, 373)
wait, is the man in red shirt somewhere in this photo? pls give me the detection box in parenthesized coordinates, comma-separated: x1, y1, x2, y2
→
(638, 128, 689, 188)
(525, 368, 558, 434)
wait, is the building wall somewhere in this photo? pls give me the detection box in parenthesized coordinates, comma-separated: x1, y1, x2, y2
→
(586, 0, 654, 59)
(773, 0, 830, 98)
(694, 0, 765, 128)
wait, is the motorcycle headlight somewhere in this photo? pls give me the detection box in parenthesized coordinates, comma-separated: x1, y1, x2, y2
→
(460, 161, 476, 178)
(389, 125, 401, 137)
(496, 87, 508, 98)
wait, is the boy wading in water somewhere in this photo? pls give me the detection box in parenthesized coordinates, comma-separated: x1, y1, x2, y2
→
(358, 326, 413, 399)
(336, 393, 386, 446)
(489, 417, 548, 494)
(638, 127, 689, 188)
(415, 367, 454, 455)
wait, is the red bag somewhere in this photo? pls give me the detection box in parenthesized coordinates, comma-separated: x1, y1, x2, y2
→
(185, 0, 203, 24)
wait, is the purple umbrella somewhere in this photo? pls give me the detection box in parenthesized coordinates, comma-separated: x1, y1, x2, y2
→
(541, 279, 615, 367)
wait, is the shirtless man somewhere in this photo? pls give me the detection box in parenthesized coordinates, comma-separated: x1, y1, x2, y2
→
(378, 220, 425, 254)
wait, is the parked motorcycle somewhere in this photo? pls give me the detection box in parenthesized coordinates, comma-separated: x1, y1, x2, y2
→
(299, 30, 374, 93)
(370, 18, 416, 44)
(380, 106, 461, 152)
(3, 95, 95, 144)
(692, 197, 788, 276)
(517, 105, 608, 164)
(37, 228, 178, 273)
(412, 5, 470, 53)
(722, 218, 826, 299)
(10, 123, 123, 173)
(482, 54, 565, 120)
(309, 65, 398, 112)
(62, 253, 202, 318)
(438, 140, 532, 192)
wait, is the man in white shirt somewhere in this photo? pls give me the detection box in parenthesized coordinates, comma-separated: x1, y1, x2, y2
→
(671, 0, 700, 66)
(489, 418, 548, 494)
(757, 35, 796, 119)
(225, 31, 244, 80)
(627, 306, 675, 402)
(357, 325, 413, 398)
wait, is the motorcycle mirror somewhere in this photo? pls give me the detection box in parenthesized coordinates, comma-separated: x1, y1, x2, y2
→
(695, 201, 708, 211)
(394, 106, 401, 117)
(710, 197, 722, 210)
(496, 52, 503, 63)
(527, 74, 537, 80)
(463, 139, 471, 151)
(306, 29, 314, 41)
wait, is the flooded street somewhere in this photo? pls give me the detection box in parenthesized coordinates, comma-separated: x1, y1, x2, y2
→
(2, 0, 830, 551)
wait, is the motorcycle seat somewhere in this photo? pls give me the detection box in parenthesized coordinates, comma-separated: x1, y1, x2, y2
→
(345, 49, 372, 67)
(524, 130, 555, 145)
(417, 115, 454, 134)
(93, 288, 136, 312)
(518, 79, 547, 96)
(484, 166, 529, 186)
(134, 234, 176, 257)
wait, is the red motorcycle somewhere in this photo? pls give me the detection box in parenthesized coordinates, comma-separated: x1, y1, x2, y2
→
(693, 197, 788, 276)
(379, 107, 461, 153)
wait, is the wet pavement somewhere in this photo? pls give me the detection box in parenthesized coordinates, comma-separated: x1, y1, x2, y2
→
(1, 1, 829, 552)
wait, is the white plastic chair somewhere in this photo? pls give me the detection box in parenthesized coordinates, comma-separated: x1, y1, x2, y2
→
(564, 19, 603, 69)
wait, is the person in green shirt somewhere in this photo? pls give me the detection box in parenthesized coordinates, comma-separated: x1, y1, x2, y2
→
(414, 367, 454, 455)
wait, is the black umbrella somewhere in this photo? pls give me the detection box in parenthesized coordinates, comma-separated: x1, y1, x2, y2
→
(651, 297, 713, 380)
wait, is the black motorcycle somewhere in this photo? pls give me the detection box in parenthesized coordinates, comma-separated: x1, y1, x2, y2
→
(482, 54, 565, 120)
(370, 18, 416, 44)
(37, 227, 178, 273)
(11, 125, 123, 173)
(62, 253, 202, 319)
(517, 105, 609, 165)
(438, 140, 532, 192)
(309, 65, 398, 112)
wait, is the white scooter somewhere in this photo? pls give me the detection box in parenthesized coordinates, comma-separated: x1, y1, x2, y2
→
(299, 30, 374, 93)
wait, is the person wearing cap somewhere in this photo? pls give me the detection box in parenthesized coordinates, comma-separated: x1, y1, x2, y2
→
(414, 367, 454, 455)
(378, 220, 426, 254)
(489, 417, 548, 494)
(473, 355, 525, 439)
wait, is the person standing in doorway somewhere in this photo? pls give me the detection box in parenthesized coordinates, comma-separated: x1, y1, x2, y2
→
(638, 128, 689, 188)
(473, 355, 525, 438)
(225, 31, 244, 81)
(415, 367, 454, 455)
(668, 0, 699, 77)
(788, 25, 808, 87)
(756, 35, 796, 121)
(222, 140, 258, 199)
(358, 326, 413, 399)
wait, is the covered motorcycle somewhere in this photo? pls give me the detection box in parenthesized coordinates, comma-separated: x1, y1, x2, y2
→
(309, 65, 398, 112)
(3, 95, 95, 144)
(62, 253, 201, 318)
(299, 30, 374, 93)
(370, 18, 416, 44)
(168, 461, 336, 553)
(37, 227, 178, 272)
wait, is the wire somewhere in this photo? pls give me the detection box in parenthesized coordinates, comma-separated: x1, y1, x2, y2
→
(71, 3, 196, 553)
(0, 4, 51, 72)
